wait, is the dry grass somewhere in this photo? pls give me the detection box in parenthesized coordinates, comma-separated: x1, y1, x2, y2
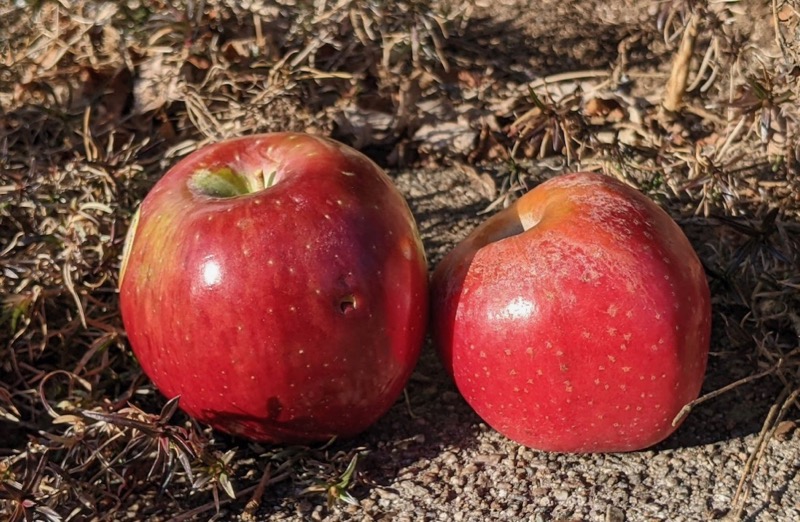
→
(1, 0, 799, 519)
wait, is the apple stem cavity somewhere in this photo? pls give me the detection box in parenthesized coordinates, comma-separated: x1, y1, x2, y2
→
(190, 167, 280, 198)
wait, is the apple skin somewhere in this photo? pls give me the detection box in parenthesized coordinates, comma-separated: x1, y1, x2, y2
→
(119, 133, 428, 443)
(432, 172, 711, 453)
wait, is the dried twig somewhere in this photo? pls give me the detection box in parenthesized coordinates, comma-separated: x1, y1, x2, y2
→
(662, 11, 700, 114)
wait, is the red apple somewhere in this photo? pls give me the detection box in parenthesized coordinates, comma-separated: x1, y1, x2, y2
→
(119, 133, 428, 443)
(432, 172, 711, 452)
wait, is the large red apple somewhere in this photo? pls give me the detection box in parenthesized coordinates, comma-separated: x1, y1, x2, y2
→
(432, 172, 711, 452)
(119, 133, 428, 443)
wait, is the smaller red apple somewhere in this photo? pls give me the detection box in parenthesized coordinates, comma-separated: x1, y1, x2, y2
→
(432, 172, 711, 453)
(119, 133, 428, 443)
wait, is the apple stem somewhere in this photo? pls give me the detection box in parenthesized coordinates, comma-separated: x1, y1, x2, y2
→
(263, 169, 278, 189)
(190, 168, 254, 198)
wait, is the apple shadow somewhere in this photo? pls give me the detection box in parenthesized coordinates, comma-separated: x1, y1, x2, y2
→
(248, 341, 485, 518)
(347, 343, 485, 485)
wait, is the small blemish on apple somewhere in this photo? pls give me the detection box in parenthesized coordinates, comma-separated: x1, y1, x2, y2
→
(338, 295, 357, 314)
(400, 237, 414, 260)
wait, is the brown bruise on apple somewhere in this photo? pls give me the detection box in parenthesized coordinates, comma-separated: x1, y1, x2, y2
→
(432, 172, 711, 453)
(119, 132, 428, 443)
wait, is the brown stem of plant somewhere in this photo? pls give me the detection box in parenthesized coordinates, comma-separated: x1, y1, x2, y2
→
(166, 484, 258, 522)
(242, 463, 273, 520)
(662, 11, 700, 115)
(671, 358, 784, 427)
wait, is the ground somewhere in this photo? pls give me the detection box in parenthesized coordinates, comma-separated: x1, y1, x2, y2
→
(1, 0, 799, 520)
